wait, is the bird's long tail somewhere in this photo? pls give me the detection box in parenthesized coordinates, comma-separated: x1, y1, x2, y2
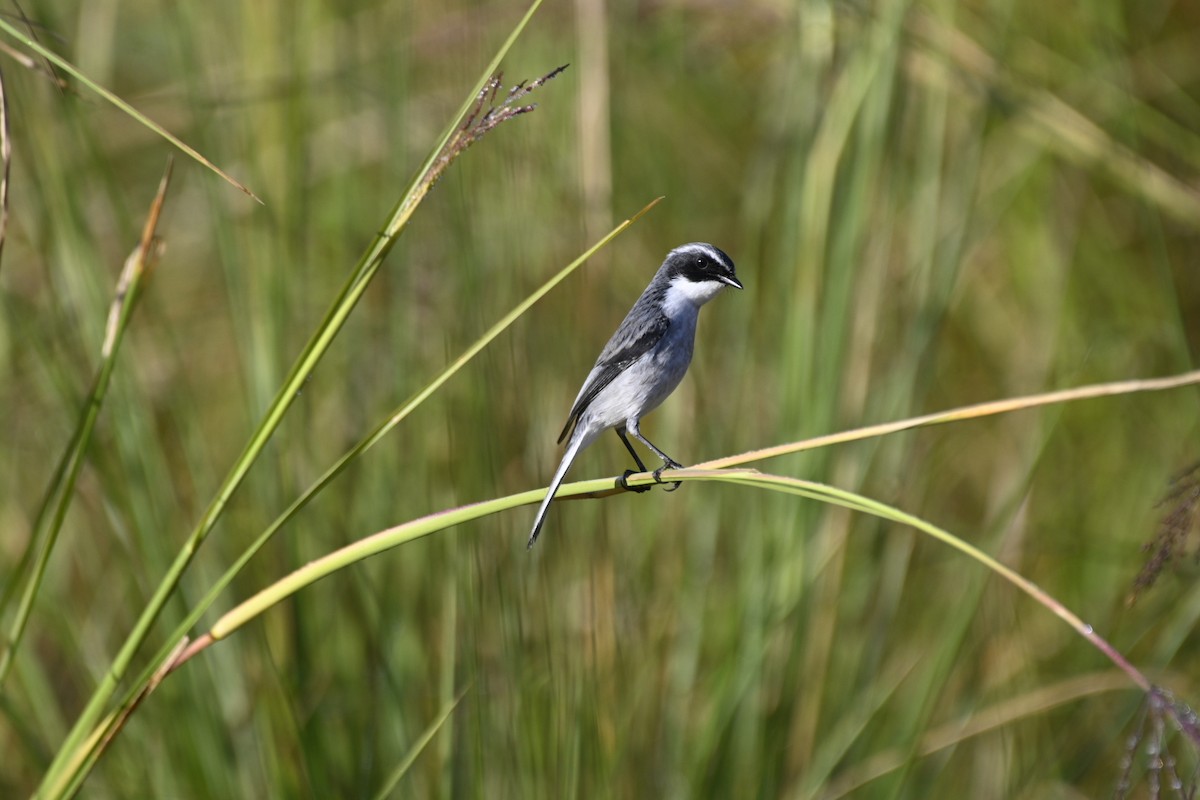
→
(528, 432, 587, 549)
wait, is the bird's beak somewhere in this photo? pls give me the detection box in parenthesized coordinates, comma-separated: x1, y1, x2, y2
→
(721, 275, 744, 290)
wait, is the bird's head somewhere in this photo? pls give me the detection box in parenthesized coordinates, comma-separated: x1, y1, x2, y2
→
(659, 242, 743, 307)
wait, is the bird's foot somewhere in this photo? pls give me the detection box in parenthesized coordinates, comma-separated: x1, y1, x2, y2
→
(653, 460, 685, 492)
(617, 469, 652, 493)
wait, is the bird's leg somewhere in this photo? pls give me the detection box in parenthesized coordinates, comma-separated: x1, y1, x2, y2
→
(615, 430, 651, 493)
(616, 428, 649, 472)
(627, 420, 683, 491)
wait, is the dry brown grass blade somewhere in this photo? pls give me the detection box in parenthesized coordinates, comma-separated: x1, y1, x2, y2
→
(102, 158, 173, 357)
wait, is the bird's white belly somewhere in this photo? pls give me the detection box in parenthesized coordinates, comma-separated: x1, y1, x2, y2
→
(579, 318, 695, 434)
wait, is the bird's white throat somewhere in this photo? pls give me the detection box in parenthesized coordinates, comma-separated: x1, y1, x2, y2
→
(662, 276, 728, 316)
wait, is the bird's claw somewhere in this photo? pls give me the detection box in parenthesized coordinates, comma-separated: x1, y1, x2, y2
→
(653, 461, 684, 492)
(617, 469, 651, 493)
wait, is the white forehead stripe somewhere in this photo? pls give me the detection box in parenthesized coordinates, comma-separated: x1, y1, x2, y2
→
(669, 242, 732, 270)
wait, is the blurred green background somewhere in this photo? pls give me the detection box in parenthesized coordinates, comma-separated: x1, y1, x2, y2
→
(3, 0, 1200, 796)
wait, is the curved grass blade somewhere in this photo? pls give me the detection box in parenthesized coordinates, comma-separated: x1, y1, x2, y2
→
(174, 467, 1153, 721)
(177, 469, 759, 653)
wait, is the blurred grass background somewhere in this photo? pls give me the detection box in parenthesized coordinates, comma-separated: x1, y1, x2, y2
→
(3, 0, 1200, 796)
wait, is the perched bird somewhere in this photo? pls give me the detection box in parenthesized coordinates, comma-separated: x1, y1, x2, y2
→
(528, 242, 742, 548)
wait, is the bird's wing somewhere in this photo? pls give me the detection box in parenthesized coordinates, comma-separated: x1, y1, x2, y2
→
(556, 311, 671, 444)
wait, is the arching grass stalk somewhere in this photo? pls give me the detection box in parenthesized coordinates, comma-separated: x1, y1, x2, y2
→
(153, 367, 1200, 775)
(36, 2, 549, 796)
(174, 469, 762, 658)
(167, 465, 1156, 705)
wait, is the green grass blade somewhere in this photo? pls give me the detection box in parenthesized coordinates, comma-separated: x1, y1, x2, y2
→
(35, 4, 549, 796)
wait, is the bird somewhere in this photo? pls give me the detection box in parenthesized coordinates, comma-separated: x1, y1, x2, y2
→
(527, 242, 743, 548)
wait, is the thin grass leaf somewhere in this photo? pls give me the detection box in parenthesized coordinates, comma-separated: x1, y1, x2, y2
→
(370, 687, 468, 800)
(10, 0, 66, 97)
(0, 18, 259, 204)
(0, 158, 172, 688)
(0, 62, 9, 272)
